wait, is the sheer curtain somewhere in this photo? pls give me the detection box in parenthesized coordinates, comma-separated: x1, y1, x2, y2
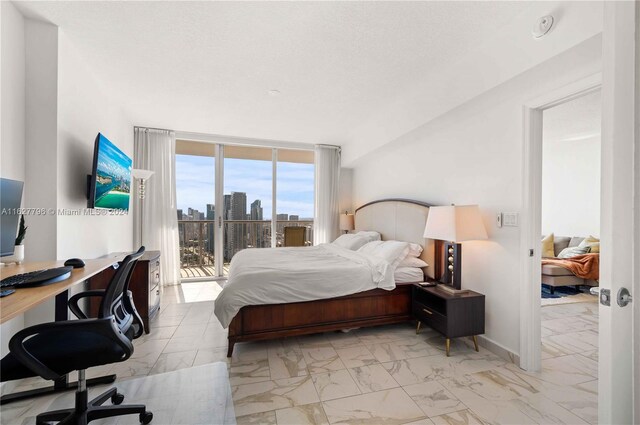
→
(134, 128, 180, 286)
(314, 145, 341, 244)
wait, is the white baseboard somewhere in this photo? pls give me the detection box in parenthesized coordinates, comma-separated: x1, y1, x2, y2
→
(463, 334, 520, 365)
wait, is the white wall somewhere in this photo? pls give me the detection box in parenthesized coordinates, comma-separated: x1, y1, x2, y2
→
(0, 1, 26, 358)
(541, 135, 600, 237)
(350, 35, 602, 356)
(56, 30, 134, 260)
(339, 168, 353, 214)
(1, 1, 26, 183)
(1, 16, 135, 346)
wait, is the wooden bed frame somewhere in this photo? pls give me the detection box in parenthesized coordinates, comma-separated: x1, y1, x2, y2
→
(226, 199, 443, 357)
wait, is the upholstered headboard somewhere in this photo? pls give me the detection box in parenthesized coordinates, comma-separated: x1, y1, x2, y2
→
(354, 199, 440, 279)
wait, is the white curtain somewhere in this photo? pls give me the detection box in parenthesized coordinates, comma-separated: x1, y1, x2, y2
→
(134, 128, 180, 286)
(314, 145, 341, 244)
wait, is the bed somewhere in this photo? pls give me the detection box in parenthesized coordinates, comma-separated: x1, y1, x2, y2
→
(221, 199, 443, 357)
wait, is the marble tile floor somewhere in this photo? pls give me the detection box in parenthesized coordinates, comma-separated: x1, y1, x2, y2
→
(1, 282, 598, 424)
(1, 363, 234, 425)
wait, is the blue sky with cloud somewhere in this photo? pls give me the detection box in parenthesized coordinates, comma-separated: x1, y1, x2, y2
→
(176, 155, 314, 219)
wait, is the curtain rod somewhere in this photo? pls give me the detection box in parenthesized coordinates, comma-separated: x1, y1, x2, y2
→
(315, 144, 341, 151)
(135, 126, 341, 152)
(134, 126, 173, 133)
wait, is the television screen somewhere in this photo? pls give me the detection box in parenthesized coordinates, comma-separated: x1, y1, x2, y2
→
(89, 133, 132, 210)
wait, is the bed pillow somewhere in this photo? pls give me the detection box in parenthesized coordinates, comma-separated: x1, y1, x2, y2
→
(406, 243, 423, 257)
(356, 231, 382, 242)
(558, 246, 590, 259)
(332, 234, 370, 250)
(578, 235, 600, 253)
(357, 240, 411, 268)
(399, 257, 429, 268)
(541, 233, 555, 258)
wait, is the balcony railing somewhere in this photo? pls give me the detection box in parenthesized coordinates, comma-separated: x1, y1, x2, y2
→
(178, 219, 313, 280)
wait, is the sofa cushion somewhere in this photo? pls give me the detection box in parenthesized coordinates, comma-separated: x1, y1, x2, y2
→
(569, 237, 585, 248)
(542, 264, 575, 276)
(558, 246, 590, 259)
(579, 235, 600, 253)
(541, 234, 555, 257)
(553, 236, 571, 257)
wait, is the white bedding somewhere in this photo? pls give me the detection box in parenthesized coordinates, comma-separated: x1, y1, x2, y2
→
(213, 244, 396, 328)
(394, 267, 424, 283)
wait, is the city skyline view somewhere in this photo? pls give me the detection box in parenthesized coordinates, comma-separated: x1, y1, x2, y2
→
(176, 154, 314, 220)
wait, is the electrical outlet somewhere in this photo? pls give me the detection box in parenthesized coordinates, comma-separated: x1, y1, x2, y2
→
(496, 213, 503, 228)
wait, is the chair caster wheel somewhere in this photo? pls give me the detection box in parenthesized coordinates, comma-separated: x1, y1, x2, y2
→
(111, 393, 125, 405)
(140, 411, 153, 424)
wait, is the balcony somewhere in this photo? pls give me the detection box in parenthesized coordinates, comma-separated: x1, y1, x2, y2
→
(178, 219, 314, 280)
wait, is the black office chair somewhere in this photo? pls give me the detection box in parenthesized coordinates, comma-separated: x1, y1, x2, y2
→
(0, 247, 153, 425)
(68, 248, 145, 339)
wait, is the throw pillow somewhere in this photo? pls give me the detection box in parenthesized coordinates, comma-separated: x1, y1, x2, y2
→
(558, 246, 591, 259)
(541, 233, 555, 257)
(579, 235, 600, 253)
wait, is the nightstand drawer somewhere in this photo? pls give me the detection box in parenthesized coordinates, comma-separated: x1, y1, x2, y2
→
(412, 302, 447, 334)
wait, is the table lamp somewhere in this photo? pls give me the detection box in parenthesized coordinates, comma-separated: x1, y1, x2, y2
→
(423, 205, 487, 293)
(339, 212, 355, 234)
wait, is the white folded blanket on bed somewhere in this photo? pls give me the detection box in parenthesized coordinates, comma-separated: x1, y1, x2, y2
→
(213, 244, 396, 328)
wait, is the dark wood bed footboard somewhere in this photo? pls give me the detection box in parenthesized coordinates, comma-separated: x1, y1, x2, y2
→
(226, 282, 414, 357)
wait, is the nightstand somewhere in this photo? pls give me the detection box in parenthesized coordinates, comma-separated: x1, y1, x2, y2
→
(412, 283, 485, 356)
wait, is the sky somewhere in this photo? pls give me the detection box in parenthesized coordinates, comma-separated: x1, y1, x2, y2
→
(176, 154, 314, 219)
(97, 133, 132, 180)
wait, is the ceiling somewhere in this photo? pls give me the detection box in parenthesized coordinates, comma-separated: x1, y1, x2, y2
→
(15, 1, 603, 163)
(543, 90, 601, 143)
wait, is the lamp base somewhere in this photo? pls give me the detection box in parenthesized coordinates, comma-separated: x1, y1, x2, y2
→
(437, 284, 471, 295)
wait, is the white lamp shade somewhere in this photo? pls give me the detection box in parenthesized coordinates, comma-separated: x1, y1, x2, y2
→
(340, 213, 355, 231)
(423, 205, 488, 242)
(132, 169, 155, 180)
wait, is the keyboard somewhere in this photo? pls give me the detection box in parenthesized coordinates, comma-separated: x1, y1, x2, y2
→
(1, 266, 73, 288)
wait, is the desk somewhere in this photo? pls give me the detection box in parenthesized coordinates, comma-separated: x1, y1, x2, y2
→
(0, 258, 123, 324)
(0, 256, 125, 405)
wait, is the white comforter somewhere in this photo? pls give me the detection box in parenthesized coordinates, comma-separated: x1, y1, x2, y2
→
(213, 244, 396, 328)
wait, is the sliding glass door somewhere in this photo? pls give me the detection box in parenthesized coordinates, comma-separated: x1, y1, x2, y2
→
(176, 141, 217, 280)
(176, 140, 314, 281)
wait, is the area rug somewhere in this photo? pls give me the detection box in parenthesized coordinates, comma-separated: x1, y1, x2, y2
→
(0, 363, 235, 425)
(541, 285, 598, 306)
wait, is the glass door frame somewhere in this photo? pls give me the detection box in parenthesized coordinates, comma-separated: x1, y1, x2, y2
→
(176, 133, 315, 281)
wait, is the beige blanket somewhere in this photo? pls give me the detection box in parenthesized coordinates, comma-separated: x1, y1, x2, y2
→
(542, 254, 600, 280)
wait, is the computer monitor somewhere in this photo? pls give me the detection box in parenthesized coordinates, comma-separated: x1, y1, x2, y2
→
(1, 178, 24, 257)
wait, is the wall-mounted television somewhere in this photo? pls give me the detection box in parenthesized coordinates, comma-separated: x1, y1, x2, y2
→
(87, 133, 132, 210)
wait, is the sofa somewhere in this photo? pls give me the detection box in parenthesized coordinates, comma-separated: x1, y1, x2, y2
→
(541, 236, 599, 293)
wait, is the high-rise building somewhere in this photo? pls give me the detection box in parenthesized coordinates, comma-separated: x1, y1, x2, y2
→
(177, 209, 183, 221)
(276, 214, 288, 221)
(289, 215, 299, 221)
(206, 204, 215, 255)
(223, 195, 231, 260)
(227, 192, 247, 260)
(250, 200, 263, 220)
(250, 200, 264, 247)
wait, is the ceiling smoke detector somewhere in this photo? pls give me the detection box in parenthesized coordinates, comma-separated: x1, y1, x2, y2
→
(532, 15, 554, 39)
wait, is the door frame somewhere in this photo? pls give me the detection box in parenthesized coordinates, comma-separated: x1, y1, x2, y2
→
(519, 73, 602, 372)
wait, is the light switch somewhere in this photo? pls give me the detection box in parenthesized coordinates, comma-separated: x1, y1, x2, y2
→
(503, 212, 519, 227)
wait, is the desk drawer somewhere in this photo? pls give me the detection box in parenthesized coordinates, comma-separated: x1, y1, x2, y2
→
(413, 302, 447, 335)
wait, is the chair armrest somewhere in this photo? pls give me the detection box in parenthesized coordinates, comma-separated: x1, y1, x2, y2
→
(124, 290, 145, 339)
(8, 317, 133, 380)
(68, 289, 106, 319)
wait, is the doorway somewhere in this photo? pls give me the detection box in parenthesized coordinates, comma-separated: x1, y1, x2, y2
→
(538, 90, 601, 423)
